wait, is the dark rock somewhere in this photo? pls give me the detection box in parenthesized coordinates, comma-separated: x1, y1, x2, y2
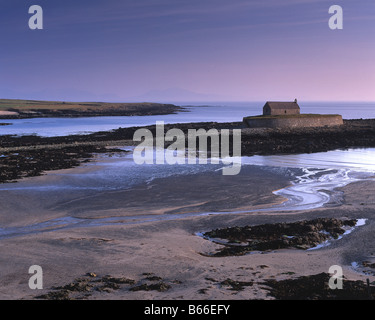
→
(129, 282, 171, 292)
(220, 278, 253, 291)
(1, 119, 375, 184)
(201, 218, 358, 257)
(263, 273, 375, 300)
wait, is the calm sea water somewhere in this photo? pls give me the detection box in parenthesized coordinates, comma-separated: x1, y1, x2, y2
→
(0, 101, 374, 137)
(0, 101, 374, 238)
(0, 147, 374, 238)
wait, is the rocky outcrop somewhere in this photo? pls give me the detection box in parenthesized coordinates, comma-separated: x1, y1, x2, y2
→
(201, 218, 358, 257)
(0, 119, 374, 184)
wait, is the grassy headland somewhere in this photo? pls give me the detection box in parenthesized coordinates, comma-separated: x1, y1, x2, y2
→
(0, 99, 183, 118)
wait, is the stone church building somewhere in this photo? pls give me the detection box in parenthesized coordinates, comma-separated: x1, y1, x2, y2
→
(263, 99, 300, 116)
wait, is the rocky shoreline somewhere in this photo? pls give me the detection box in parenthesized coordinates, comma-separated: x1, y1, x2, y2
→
(1, 120, 374, 300)
(200, 218, 358, 257)
(241, 118, 375, 155)
(35, 272, 175, 300)
(263, 272, 375, 300)
(0, 118, 374, 184)
(35, 270, 375, 300)
(0, 144, 129, 183)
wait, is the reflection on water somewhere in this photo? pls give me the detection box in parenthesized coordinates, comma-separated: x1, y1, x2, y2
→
(0, 105, 249, 137)
(1, 148, 374, 193)
(0, 148, 374, 239)
(242, 148, 375, 173)
(0, 101, 374, 137)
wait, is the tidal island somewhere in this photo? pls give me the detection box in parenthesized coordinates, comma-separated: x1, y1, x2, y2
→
(243, 100, 343, 129)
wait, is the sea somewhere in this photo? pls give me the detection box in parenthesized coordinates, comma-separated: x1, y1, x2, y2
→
(0, 101, 374, 238)
(0, 101, 373, 137)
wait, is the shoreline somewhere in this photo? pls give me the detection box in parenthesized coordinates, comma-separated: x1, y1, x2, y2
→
(0, 162, 374, 300)
(0, 119, 374, 300)
(0, 152, 372, 237)
(0, 100, 184, 119)
(0, 118, 374, 184)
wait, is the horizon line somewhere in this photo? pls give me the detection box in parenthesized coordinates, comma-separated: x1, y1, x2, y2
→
(1, 98, 375, 104)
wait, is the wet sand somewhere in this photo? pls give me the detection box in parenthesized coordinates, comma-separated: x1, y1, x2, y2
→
(0, 157, 374, 300)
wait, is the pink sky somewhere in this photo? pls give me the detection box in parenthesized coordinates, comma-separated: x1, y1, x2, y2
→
(1, 0, 374, 102)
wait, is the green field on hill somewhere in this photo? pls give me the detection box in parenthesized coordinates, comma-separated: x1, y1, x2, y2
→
(0, 99, 181, 118)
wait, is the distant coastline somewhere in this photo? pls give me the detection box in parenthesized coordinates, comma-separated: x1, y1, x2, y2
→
(0, 99, 184, 119)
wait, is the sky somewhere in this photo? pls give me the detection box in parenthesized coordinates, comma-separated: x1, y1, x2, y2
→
(0, 0, 374, 102)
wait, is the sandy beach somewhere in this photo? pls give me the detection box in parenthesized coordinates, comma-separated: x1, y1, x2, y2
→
(2, 0, 374, 305)
(0, 152, 374, 300)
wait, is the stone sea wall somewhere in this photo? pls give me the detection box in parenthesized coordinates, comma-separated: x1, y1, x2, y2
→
(243, 114, 343, 129)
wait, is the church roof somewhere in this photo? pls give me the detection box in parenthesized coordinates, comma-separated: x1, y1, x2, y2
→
(264, 101, 300, 109)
